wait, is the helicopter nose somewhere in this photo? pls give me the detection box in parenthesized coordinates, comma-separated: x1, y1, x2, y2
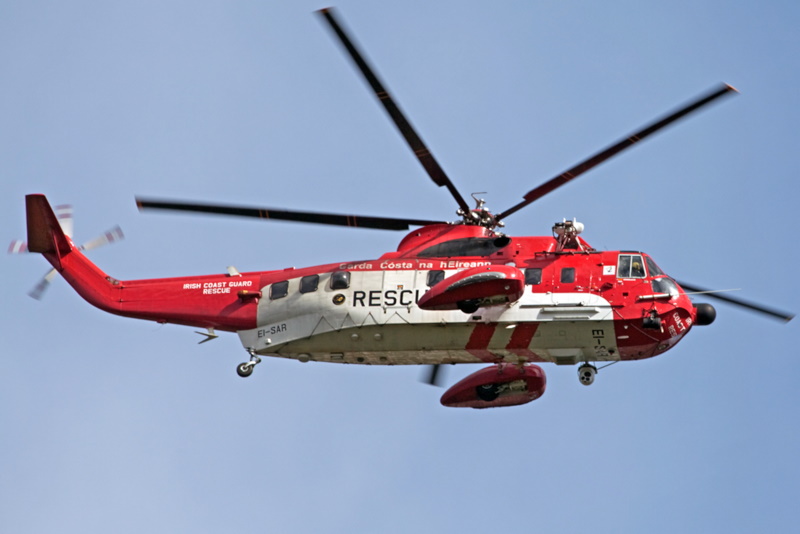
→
(694, 303, 716, 326)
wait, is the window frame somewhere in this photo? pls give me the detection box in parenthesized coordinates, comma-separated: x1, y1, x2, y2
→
(525, 267, 542, 285)
(299, 274, 320, 294)
(617, 254, 646, 279)
(269, 280, 289, 300)
(426, 270, 445, 287)
(330, 271, 351, 290)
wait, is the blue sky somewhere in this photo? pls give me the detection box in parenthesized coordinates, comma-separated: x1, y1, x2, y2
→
(1, 1, 798, 532)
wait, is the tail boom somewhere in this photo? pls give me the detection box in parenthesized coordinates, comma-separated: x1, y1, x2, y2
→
(24, 194, 258, 331)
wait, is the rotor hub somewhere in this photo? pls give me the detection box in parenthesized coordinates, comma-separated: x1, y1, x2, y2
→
(458, 193, 505, 229)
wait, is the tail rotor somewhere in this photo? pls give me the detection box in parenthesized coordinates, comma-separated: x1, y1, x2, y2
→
(8, 204, 124, 300)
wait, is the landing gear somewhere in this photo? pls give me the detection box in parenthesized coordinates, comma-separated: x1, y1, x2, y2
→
(236, 362, 254, 377)
(237, 350, 261, 378)
(476, 383, 500, 401)
(457, 299, 480, 314)
(578, 363, 597, 386)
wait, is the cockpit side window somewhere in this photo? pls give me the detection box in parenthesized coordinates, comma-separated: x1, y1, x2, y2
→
(631, 258, 645, 278)
(618, 254, 646, 278)
(618, 255, 631, 278)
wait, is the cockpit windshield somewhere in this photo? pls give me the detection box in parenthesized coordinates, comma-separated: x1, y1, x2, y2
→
(651, 277, 680, 297)
(645, 255, 664, 277)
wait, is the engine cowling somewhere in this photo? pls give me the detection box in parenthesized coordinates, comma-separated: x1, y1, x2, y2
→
(440, 363, 546, 409)
(417, 264, 525, 312)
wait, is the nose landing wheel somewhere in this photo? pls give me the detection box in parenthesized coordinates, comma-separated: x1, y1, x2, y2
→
(578, 364, 597, 386)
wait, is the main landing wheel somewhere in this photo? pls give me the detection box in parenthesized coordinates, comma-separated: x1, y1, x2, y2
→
(457, 299, 480, 314)
(476, 383, 500, 401)
(237, 362, 254, 378)
(578, 364, 597, 386)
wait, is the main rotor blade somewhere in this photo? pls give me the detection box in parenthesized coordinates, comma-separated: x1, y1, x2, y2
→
(676, 280, 794, 322)
(421, 364, 443, 387)
(317, 8, 472, 215)
(136, 198, 445, 231)
(496, 84, 738, 222)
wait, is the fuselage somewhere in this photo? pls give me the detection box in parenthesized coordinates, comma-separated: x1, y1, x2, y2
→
(236, 229, 696, 367)
(236, 248, 693, 364)
(28, 193, 697, 370)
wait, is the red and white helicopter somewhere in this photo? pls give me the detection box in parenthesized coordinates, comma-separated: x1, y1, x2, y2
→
(16, 8, 793, 408)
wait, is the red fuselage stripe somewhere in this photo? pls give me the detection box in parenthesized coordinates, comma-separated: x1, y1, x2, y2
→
(466, 323, 498, 362)
(505, 322, 540, 359)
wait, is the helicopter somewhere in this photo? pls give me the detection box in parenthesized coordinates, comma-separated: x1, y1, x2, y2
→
(16, 8, 793, 408)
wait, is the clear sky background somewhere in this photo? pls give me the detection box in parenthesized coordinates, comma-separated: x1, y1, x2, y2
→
(1, 1, 798, 532)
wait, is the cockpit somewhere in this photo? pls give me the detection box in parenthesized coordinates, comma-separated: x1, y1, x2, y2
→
(617, 253, 681, 297)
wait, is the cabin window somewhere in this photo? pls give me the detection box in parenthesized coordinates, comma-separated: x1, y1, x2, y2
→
(427, 270, 445, 287)
(525, 268, 542, 285)
(270, 280, 289, 300)
(560, 267, 575, 283)
(330, 271, 350, 290)
(300, 274, 319, 294)
(617, 254, 646, 278)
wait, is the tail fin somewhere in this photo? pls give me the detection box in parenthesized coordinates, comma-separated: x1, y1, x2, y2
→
(26, 194, 74, 269)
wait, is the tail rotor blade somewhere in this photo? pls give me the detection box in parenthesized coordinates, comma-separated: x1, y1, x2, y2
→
(8, 239, 28, 254)
(80, 225, 125, 252)
(54, 204, 74, 238)
(28, 268, 58, 300)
